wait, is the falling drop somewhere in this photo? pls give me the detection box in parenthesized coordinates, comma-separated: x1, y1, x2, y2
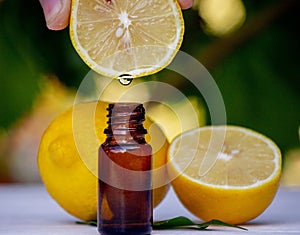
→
(118, 74, 133, 86)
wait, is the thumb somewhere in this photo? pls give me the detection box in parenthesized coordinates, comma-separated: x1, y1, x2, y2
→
(39, 0, 71, 30)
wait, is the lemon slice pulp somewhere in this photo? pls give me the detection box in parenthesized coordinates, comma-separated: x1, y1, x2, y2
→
(70, 0, 184, 78)
(168, 125, 282, 224)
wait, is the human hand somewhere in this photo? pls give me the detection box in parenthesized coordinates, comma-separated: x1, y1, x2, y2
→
(39, 0, 194, 30)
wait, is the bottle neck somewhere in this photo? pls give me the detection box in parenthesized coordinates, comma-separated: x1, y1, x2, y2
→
(104, 103, 147, 144)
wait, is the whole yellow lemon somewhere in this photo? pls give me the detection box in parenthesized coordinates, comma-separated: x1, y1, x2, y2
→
(38, 101, 169, 221)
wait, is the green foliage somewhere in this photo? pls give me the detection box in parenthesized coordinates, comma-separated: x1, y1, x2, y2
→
(0, 0, 299, 154)
(0, 0, 87, 128)
(211, 2, 300, 152)
(153, 216, 247, 230)
(0, 0, 41, 128)
(212, 31, 300, 152)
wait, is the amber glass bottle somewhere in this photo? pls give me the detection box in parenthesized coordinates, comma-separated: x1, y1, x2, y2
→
(98, 103, 152, 235)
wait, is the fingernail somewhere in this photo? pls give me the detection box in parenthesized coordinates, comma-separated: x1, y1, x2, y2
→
(178, 0, 194, 10)
(39, 0, 68, 30)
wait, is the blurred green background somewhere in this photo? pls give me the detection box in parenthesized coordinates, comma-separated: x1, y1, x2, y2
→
(0, 0, 299, 182)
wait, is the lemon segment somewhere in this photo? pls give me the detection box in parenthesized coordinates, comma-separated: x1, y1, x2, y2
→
(168, 125, 282, 224)
(70, 0, 184, 78)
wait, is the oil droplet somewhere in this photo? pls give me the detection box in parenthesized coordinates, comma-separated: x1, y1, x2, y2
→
(118, 74, 133, 86)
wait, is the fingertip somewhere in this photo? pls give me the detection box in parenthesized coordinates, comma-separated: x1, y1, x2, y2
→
(39, 0, 71, 30)
(46, 15, 70, 31)
(178, 0, 194, 10)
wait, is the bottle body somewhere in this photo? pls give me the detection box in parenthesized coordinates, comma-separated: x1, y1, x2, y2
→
(98, 103, 152, 235)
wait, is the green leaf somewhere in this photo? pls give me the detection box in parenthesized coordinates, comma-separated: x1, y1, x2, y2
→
(76, 220, 97, 226)
(153, 216, 196, 229)
(197, 219, 247, 230)
(153, 216, 247, 231)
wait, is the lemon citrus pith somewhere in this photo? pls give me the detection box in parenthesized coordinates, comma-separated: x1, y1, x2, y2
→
(69, 0, 184, 78)
(38, 101, 169, 221)
(168, 125, 282, 224)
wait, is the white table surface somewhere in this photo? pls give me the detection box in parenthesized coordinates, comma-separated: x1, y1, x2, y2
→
(0, 184, 300, 235)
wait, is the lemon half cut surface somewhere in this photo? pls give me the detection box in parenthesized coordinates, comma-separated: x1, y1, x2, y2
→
(168, 125, 282, 224)
(70, 0, 184, 78)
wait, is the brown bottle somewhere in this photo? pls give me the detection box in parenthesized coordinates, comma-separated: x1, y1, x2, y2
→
(98, 103, 152, 235)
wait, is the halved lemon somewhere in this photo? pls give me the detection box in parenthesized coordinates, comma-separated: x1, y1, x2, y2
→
(168, 125, 282, 224)
(70, 0, 184, 78)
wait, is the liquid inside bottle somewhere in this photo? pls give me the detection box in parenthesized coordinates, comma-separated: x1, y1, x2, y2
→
(98, 103, 152, 235)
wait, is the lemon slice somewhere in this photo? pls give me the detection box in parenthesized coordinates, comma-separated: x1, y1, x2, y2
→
(168, 125, 282, 224)
(70, 0, 184, 78)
